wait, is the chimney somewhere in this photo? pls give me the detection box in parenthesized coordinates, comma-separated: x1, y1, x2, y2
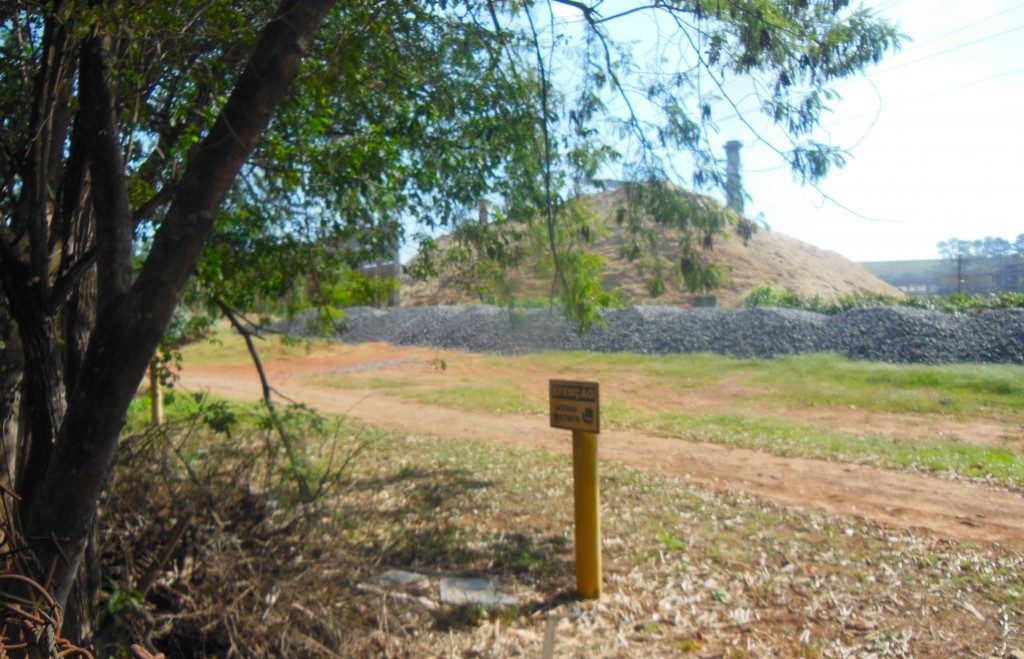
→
(724, 140, 744, 214)
(478, 199, 490, 225)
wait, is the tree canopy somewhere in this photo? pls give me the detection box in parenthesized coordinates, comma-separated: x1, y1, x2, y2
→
(0, 0, 903, 639)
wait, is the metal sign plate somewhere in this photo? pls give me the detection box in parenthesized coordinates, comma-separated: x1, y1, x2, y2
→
(549, 380, 600, 433)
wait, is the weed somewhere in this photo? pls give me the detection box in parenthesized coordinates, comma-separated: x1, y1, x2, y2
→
(676, 638, 702, 652)
(798, 643, 822, 659)
(657, 531, 688, 552)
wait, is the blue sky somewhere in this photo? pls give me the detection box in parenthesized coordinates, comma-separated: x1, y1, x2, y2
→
(744, 0, 1024, 262)
(551, 0, 1024, 262)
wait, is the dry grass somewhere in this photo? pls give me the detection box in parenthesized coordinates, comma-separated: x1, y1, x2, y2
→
(100, 398, 1023, 657)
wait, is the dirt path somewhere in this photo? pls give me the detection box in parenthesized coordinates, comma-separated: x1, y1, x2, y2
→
(178, 346, 1024, 548)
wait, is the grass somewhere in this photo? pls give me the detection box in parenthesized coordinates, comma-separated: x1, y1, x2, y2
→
(308, 374, 417, 391)
(562, 353, 1022, 487)
(178, 324, 334, 366)
(113, 395, 1024, 655)
(403, 380, 539, 414)
(310, 373, 540, 415)
(500, 350, 750, 390)
(511, 350, 1024, 418)
(182, 334, 1024, 488)
(744, 354, 1024, 416)
(626, 409, 1024, 487)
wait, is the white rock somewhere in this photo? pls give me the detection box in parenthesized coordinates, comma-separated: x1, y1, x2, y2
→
(379, 568, 429, 590)
(439, 576, 519, 608)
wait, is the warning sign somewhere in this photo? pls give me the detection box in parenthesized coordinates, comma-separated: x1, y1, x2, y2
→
(549, 380, 600, 433)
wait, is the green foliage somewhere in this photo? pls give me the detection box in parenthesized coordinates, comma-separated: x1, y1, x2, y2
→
(96, 578, 145, 633)
(2, 1, 905, 331)
(657, 531, 688, 552)
(741, 285, 1024, 314)
(414, 215, 528, 306)
(558, 249, 621, 332)
(743, 284, 813, 309)
(376, 1, 901, 329)
(125, 392, 365, 503)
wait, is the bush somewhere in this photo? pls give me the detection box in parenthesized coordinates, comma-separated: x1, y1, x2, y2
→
(741, 285, 1024, 315)
(741, 285, 822, 311)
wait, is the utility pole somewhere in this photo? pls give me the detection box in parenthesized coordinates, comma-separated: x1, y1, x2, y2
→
(478, 198, 490, 225)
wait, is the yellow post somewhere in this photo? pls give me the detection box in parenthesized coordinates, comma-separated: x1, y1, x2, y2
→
(572, 430, 601, 599)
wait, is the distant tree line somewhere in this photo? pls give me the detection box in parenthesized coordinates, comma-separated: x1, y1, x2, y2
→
(937, 234, 1024, 295)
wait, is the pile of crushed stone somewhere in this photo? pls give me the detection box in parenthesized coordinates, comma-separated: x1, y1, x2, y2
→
(279, 305, 1024, 364)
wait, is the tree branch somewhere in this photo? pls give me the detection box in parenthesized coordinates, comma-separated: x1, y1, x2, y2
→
(216, 298, 313, 501)
(131, 183, 177, 227)
(79, 28, 134, 309)
(48, 248, 97, 315)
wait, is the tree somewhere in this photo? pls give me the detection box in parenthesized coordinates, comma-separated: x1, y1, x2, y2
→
(938, 236, 1022, 294)
(938, 238, 974, 294)
(978, 236, 1013, 260)
(0, 0, 902, 638)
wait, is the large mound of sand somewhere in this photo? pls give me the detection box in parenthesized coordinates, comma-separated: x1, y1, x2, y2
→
(401, 189, 902, 308)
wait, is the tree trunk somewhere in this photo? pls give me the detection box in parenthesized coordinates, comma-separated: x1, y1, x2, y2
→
(17, 0, 339, 612)
(61, 524, 102, 648)
(10, 305, 66, 520)
(0, 311, 23, 486)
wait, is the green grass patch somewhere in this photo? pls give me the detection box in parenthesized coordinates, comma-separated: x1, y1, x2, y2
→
(404, 379, 541, 414)
(308, 374, 416, 390)
(492, 351, 1024, 419)
(656, 530, 688, 552)
(313, 372, 541, 415)
(179, 324, 328, 366)
(497, 350, 748, 389)
(744, 354, 1024, 417)
(630, 409, 1024, 488)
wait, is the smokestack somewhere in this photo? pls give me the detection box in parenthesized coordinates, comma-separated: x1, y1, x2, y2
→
(724, 140, 744, 214)
(478, 199, 490, 225)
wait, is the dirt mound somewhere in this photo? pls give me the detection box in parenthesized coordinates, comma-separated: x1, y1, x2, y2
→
(401, 189, 902, 308)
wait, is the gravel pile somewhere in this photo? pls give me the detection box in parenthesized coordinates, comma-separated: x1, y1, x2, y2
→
(280, 305, 1024, 364)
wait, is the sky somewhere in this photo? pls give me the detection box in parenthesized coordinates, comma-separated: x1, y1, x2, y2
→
(548, 0, 1024, 263)
(742, 0, 1024, 262)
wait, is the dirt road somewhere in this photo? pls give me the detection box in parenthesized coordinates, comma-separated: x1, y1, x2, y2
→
(179, 343, 1024, 548)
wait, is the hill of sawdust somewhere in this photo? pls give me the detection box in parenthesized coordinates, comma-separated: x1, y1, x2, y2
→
(401, 188, 902, 308)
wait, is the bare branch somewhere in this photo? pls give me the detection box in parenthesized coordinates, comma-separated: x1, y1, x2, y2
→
(131, 183, 177, 227)
(216, 297, 313, 501)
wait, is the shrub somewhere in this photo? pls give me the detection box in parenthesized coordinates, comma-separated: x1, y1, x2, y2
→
(741, 285, 1024, 315)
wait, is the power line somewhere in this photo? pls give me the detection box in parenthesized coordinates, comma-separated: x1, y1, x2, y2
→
(808, 182, 901, 224)
(867, 23, 1024, 77)
(826, 64, 1024, 127)
(896, 3, 1024, 55)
